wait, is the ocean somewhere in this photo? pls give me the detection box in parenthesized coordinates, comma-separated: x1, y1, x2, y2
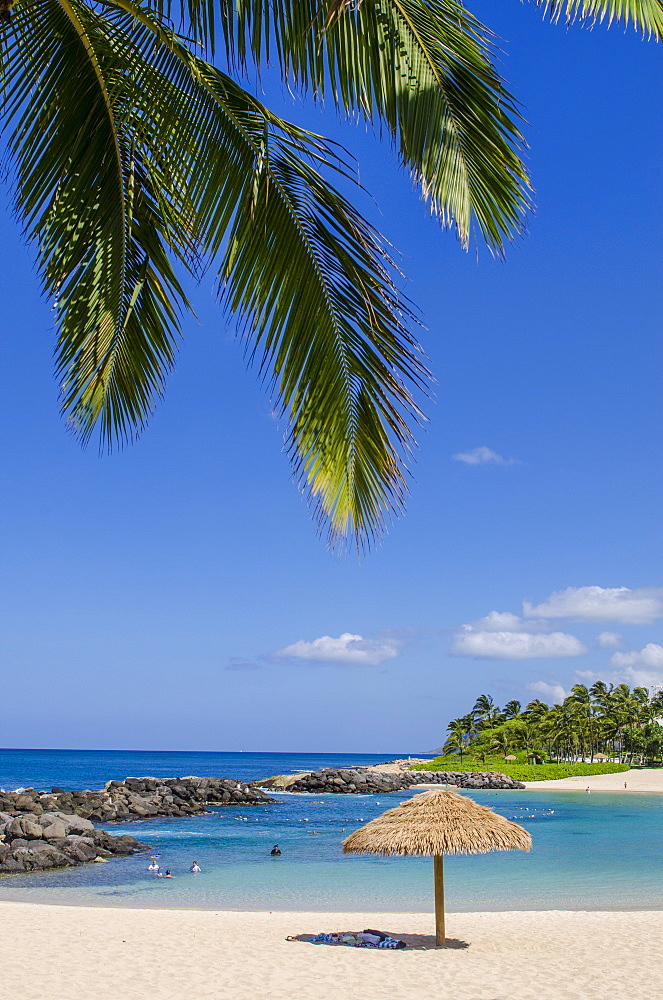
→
(1, 748, 661, 911)
(0, 748, 407, 793)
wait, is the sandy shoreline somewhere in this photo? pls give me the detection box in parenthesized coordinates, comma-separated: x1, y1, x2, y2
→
(520, 767, 663, 792)
(1, 902, 660, 1000)
(369, 761, 663, 794)
(415, 768, 663, 793)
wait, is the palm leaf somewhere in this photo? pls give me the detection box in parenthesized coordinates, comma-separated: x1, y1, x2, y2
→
(110, 1, 430, 545)
(2, 0, 197, 445)
(3, 0, 429, 545)
(6, 0, 656, 546)
(532, 0, 663, 37)
(214, 0, 530, 252)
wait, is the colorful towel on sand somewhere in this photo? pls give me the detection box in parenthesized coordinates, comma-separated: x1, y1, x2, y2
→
(306, 930, 406, 949)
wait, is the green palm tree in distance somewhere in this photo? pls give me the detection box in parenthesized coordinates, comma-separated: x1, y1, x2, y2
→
(434, 683, 663, 771)
(523, 700, 550, 724)
(489, 730, 514, 758)
(569, 684, 595, 760)
(472, 694, 497, 728)
(443, 716, 473, 764)
(2, 0, 661, 547)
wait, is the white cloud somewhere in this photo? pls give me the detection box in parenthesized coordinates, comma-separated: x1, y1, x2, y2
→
(523, 586, 663, 625)
(527, 681, 568, 705)
(610, 644, 663, 688)
(452, 446, 518, 466)
(611, 643, 663, 669)
(272, 632, 400, 667)
(450, 627, 587, 661)
(466, 611, 548, 633)
(596, 631, 622, 649)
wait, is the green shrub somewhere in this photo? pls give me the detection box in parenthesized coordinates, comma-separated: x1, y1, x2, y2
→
(413, 757, 630, 781)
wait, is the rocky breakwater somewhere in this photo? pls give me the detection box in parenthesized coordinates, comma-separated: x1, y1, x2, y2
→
(0, 805, 146, 874)
(94, 776, 274, 821)
(256, 768, 525, 794)
(0, 777, 273, 875)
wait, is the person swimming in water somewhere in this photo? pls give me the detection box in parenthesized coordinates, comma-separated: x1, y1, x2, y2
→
(190, 861, 201, 873)
(270, 845, 282, 856)
(158, 870, 174, 878)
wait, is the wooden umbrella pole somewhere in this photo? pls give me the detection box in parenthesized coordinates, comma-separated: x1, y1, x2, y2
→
(434, 854, 445, 947)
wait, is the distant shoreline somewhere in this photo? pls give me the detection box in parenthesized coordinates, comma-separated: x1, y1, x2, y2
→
(518, 768, 663, 793)
(415, 768, 663, 794)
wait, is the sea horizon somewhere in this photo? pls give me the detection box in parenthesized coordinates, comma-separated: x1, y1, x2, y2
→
(0, 748, 428, 795)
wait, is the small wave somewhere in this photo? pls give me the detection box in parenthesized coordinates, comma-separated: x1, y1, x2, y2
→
(259, 789, 312, 797)
(506, 808, 555, 822)
(121, 830, 210, 838)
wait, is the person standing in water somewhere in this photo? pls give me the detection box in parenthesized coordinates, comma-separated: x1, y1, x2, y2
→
(270, 845, 282, 856)
(190, 861, 201, 873)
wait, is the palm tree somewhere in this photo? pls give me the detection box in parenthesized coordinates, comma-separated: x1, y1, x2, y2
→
(616, 685, 650, 762)
(642, 723, 663, 764)
(443, 718, 472, 764)
(611, 684, 635, 763)
(512, 720, 542, 756)
(503, 699, 522, 721)
(441, 684, 663, 768)
(523, 699, 550, 724)
(540, 702, 576, 761)
(489, 730, 514, 758)
(651, 690, 663, 719)
(568, 684, 594, 760)
(472, 694, 496, 727)
(590, 680, 614, 709)
(471, 693, 505, 728)
(2, 1, 661, 547)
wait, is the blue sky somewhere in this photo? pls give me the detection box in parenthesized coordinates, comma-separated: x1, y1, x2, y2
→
(1, 4, 662, 752)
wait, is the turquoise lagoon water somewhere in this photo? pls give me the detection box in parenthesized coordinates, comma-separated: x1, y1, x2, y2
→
(1, 749, 661, 911)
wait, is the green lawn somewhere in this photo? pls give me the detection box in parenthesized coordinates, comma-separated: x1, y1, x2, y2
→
(414, 754, 630, 782)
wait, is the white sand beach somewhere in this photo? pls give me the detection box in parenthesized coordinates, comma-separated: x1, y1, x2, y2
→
(1, 902, 660, 1000)
(520, 767, 663, 792)
(416, 768, 663, 793)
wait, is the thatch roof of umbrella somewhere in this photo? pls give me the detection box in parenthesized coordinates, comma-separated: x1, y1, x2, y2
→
(342, 790, 531, 946)
(504, 754, 518, 761)
(343, 788, 531, 857)
(593, 753, 609, 760)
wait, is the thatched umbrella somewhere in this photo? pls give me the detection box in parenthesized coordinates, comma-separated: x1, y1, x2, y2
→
(342, 789, 531, 947)
(504, 754, 518, 762)
(594, 752, 609, 760)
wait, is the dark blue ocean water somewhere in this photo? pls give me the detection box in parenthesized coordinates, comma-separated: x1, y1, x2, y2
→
(1, 749, 661, 911)
(0, 748, 410, 793)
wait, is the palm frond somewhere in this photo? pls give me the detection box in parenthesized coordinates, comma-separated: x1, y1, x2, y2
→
(195, 69, 430, 546)
(3, 0, 197, 445)
(3, 0, 429, 545)
(119, 5, 431, 545)
(532, 0, 663, 37)
(212, 0, 531, 253)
